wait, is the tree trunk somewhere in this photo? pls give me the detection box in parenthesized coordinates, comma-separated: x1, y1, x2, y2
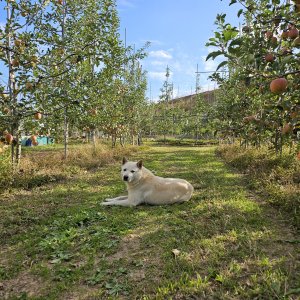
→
(91, 130, 96, 153)
(64, 107, 69, 159)
(111, 134, 116, 148)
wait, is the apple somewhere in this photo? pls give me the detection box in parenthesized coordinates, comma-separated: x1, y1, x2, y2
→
(5, 133, 13, 144)
(288, 27, 299, 39)
(14, 39, 23, 47)
(3, 107, 10, 114)
(290, 111, 299, 118)
(282, 123, 293, 134)
(34, 112, 42, 120)
(270, 36, 277, 45)
(12, 59, 20, 67)
(25, 82, 33, 90)
(265, 53, 275, 62)
(270, 78, 288, 94)
(89, 109, 97, 116)
(265, 31, 273, 39)
(281, 30, 289, 39)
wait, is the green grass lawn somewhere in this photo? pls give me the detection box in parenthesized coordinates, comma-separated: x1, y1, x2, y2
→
(0, 146, 299, 299)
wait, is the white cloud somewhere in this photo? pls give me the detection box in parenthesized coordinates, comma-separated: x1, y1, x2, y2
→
(148, 71, 173, 81)
(149, 50, 172, 60)
(150, 60, 166, 66)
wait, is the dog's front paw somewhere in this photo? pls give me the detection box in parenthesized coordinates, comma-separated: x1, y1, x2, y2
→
(104, 198, 114, 202)
(100, 201, 112, 206)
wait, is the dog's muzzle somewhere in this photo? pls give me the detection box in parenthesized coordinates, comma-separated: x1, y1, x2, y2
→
(123, 175, 129, 181)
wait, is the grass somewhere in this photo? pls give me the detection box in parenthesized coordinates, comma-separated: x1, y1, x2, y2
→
(217, 144, 300, 228)
(0, 144, 299, 299)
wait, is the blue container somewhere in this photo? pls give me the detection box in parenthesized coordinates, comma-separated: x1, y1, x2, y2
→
(21, 136, 54, 146)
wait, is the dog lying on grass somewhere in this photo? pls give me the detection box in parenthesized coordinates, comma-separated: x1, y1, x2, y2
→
(101, 157, 194, 207)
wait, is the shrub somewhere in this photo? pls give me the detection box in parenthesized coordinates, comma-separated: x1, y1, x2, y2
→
(217, 145, 300, 228)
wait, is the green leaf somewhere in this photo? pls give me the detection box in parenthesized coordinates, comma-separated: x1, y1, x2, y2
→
(216, 61, 228, 71)
(206, 51, 223, 61)
(237, 9, 243, 17)
(223, 30, 238, 42)
(229, 0, 237, 5)
(229, 37, 243, 46)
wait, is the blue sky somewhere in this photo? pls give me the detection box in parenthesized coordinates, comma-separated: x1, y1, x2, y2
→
(117, 0, 243, 101)
(0, 0, 243, 101)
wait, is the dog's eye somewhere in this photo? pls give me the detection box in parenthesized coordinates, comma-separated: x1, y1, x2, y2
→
(131, 170, 135, 173)
(123, 169, 127, 171)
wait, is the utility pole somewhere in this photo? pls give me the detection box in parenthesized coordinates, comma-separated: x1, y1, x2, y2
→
(195, 63, 201, 94)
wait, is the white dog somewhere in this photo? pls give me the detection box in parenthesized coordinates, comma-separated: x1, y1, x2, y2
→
(101, 157, 194, 207)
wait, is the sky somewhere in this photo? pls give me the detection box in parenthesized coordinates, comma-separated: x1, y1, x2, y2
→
(0, 0, 243, 102)
(116, 0, 243, 101)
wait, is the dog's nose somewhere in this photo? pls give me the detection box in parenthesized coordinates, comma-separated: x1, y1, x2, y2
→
(123, 175, 129, 181)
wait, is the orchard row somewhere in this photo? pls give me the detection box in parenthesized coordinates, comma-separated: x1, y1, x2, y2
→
(206, 0, 300, 155)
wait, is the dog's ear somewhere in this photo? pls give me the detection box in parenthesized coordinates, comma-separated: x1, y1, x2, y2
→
(137, 160, 143, 169)
(122, 157, 127, 165)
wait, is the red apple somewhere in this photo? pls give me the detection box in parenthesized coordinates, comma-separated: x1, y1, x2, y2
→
(270, 36, 277, 45)
(12, 59, 20, 67)
(288, 27, 299, 39)
(282, 123, 293, 134)
(270, 78, 288, 94)
(265, 31, 273, 39)
(5, 133, 13, 144)
(34, 112, 42, 120)
(265, 53, 275, 62)
(3, 107, 10, 114)
(281, 30, 289, 39)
